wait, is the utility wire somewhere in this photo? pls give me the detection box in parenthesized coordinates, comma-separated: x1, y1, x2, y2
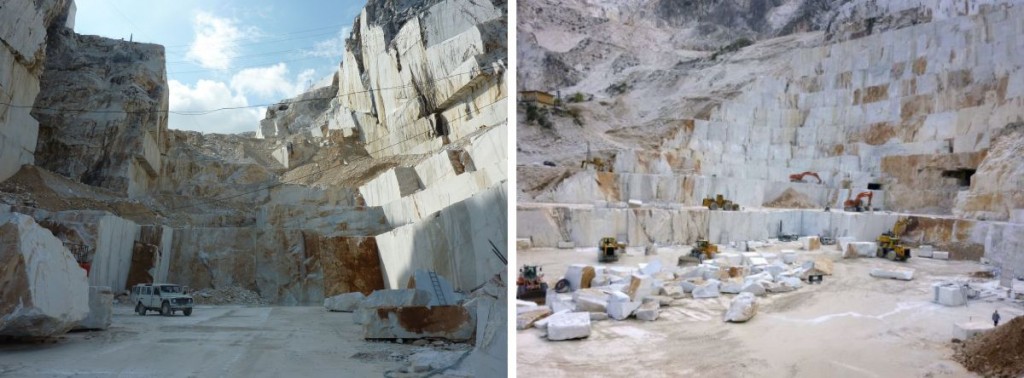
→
(165, 95, 506, 214)
(6, 65, 501, 115)
(123, 94, 506, 216)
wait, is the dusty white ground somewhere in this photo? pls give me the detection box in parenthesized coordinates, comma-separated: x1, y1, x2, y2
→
(0, 306, 446, 377)
(517, 244, 1024, 377)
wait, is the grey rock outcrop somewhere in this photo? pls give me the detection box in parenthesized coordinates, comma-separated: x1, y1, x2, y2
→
(32, 25, 168, 198)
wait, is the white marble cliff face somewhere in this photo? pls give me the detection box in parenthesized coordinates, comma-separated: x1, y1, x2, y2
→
(0, 210, 89, 337)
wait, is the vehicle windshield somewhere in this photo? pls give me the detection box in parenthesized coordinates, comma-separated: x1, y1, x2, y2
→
(159, 285, 183, 294)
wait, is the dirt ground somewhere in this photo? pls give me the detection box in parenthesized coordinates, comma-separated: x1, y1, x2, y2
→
(0, 305, 445, 377)
(517, 244, 1024, 378)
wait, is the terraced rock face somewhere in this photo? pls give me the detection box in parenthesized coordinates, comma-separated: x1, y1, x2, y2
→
(516, 0, 1023, 275)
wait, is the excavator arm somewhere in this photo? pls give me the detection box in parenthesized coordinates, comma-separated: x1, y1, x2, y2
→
(789, 171, 822, 184)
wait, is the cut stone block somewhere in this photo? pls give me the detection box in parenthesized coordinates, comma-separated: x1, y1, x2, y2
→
(546, 290, 575, 313)
(0, 212, 89, 337)
(534, 309, 569, 330)
(75, 286, 113, 331)
(635, 301, 660, 321)
(547, 312, 591, 341)
(640, 260, 662, 276)
(837, 237, 856, 252)
(361, 289, 430, 308)
(625, 273, 655, 301)
(363, 305, 475, 341)
(720, 279, 744, 294)
(516, 238, 532, 250)
(580, 266, 596, 290)
(917, 245, 934, 258)
(932, 283, 966, 307)
(846, 242, 878, 258)
(802, 236, 821, 251)
(410, 270, 464, 306)
(692, 279, 721, 299)
(516, 308, 552, 330)
(325, 292, 366, 312)
(589, 312, 609, 321)
(660, 285, 685, 299)
(564, 264, 587, 292)
(557, 241, 575, 249)
(515, 299, 538, 314)
(776, 276, 804, 290)
(628, 199, 643, 208)
(870, 267, 915, 281)
(573, 289, 609, 313)
(953, 322, 992, 340)
(741, 282, 767, 296)
(933, 251, 949, 260)
(724, 292, 758, 323)
(606, 291, 640, 320)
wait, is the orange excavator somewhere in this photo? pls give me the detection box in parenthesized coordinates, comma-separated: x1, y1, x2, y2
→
(789, 171, 822, 184)
(843, 189, 873, 212)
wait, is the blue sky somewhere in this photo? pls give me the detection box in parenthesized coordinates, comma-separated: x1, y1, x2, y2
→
(74, 0, 367, 134)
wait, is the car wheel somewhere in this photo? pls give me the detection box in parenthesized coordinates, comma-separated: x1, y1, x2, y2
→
(136, 302, 146, 316)
(183, 308, 192, 316)
(161, 301, 171, 316)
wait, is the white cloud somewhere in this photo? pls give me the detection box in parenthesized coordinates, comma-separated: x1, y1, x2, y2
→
(229, 63, 319, 99)
(185, 12, 247, 69)
(168, 79, 262, 134)
(168, 64, 326, 134)
(305, 27, 350, 58)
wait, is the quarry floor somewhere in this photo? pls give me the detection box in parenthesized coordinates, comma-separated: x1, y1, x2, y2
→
(517, 244, 1024, 378)
(0, 306, 437, 377)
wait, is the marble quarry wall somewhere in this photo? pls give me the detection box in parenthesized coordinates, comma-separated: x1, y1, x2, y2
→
(0, 0, 72, 183)
(672, 4, 1024, 216)
(334, 0, 507, 159)
(32, 24, 168, 198)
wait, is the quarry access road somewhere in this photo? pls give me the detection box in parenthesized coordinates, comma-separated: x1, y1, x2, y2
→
(518, 244, 1024, 378)
(0, 306, 413, 377)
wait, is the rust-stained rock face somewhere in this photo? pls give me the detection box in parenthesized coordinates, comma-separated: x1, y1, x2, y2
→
(125, 241, 157, 287)
(901, 216, 985, 260)
(314, 235, 385, 297)
(365, 306, 475, 341)
(882, 152, 987, 214)
(955, 122, 1024, 222)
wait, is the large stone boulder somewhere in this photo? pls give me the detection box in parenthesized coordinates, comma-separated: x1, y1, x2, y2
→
(547, 312, 591, 341)
(724, 292, 758, 323)
(324, 292, 365, 312)
(74, 286, 112, 331)
(0, 212, 89, 337)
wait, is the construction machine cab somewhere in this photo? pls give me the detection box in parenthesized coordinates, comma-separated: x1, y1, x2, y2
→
(876, 218, 911, 261)
(599, 237, 624, 263)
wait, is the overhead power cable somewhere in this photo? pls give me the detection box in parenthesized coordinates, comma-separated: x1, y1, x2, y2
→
(163, 95, 507, 213)
(4, 65, 501, 116)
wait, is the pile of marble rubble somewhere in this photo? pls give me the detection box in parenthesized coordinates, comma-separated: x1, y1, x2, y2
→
(516, 247, 835, 341)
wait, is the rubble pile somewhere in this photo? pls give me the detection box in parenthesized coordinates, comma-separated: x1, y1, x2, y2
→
(192, 287, 267, 305)
(520, 244, 840, 341)
(954, 316, 1024, 377)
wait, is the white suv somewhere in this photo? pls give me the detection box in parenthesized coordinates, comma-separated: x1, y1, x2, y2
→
(130, 284, 194, 316)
